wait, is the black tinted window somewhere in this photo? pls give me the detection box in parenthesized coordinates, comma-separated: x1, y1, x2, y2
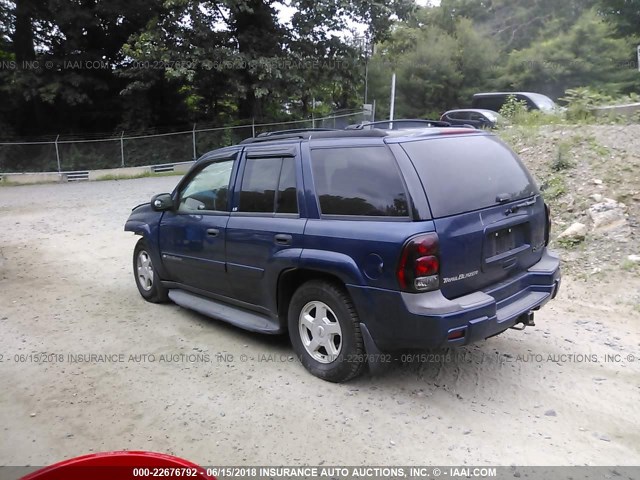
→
(449, 112, 468, 120)
(239, 157, 281, 213)
(401, 135, 538, 218)
(473, 96, 505, 112)
(311, 147, 409, 217)
(239, 156, 298, 214)
(276, 158, 298, 214)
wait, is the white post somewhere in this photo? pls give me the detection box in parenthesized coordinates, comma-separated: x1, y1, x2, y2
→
(389, 72, 396, 129)
(192, 124, 197, 159)
(120, 131, 125, 167)
(312, 97, 316, 129)
(364, 60, 369, 105)
(54, 135, 61, 175)
(637, 45, 640, 72)
(251, 119, 256, 138)
(372, 99, 376, 123)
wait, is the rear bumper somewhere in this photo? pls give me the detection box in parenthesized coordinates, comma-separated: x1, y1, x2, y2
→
(349, 249, 561, 351)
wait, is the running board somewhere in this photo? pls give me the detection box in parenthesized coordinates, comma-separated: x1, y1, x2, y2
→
(168, 289, 283, 334)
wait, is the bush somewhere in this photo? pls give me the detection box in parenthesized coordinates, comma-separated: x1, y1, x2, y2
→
(552, 141, 573, 171)
(499, 95, 529, 120)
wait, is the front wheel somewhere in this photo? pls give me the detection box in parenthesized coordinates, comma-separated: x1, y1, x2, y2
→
(133, 238, 168, 303)
(288, 280, 365, 382)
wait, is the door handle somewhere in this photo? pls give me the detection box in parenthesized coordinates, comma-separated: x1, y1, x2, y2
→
(274, 234, 292, 246)
(206, 228, 220, 237)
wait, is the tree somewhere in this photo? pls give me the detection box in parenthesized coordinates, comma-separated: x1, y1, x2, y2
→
(368, 11, 500, 119)
(599, 0, 640, 37)
(501, 9, 639, 98)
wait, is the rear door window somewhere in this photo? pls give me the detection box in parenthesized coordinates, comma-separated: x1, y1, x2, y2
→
(238, 156, 298, 214)
(401, 135, 538, 218)
(310, 146, 409, 217)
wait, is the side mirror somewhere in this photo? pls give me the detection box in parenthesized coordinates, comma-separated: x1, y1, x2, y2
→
(151, 193, 174, 212)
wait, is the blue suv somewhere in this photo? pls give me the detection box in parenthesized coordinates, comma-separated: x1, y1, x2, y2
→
(125, 126, 561, 382)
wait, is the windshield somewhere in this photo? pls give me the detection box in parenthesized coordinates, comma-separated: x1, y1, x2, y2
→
(529, 93, 558, 111)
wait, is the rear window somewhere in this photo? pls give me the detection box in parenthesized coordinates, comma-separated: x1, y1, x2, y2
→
(310, 146, 409, 217)
(401, 135, 538, 218)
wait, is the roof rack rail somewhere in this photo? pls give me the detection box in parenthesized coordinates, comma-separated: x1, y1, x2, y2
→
(240, 128, 386, 144)
(346, 119, 457, 130)
(256, 128, 338, 138)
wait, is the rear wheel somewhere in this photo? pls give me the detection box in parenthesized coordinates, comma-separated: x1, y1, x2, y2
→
(133, 238, 168, 303)
(288, 280, 365, 382)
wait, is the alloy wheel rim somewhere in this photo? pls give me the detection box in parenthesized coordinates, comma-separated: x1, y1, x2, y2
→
(136, 250, 154, 292)
(298, 301, 342, 363)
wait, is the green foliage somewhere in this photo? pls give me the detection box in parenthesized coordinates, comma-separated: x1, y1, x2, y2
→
(0, 0, 412, 151)
(557, 88, 640, 125)
(499, 95, 529, 119)
(541, 175, 566, 199)
(368, 16, 499, 119)
(598, 0, 640, 37)
(557, 236, 584, 248)
(96, 171, 182, 181)
(552, 141, 574, 171)
(501, 9, 638, 99)
(561, 87, 612, 121)
(2, 0, 640, 174)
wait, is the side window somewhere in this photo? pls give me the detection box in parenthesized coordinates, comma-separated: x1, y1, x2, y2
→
(276, 158, 298, 214)
(477, 97, 505, 112)
(517, 95, 535, 110)
(238, 156, 298, 214)
(310, 147, 409, 217)
(178, 159, 234, 212)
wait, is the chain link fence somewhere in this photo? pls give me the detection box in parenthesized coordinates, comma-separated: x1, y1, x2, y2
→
(0, 111, 368, 173)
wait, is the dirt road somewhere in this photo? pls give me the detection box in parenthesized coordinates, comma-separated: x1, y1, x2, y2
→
(1, 178, 639, 467)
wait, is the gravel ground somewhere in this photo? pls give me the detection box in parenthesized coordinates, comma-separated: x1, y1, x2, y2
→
(1, 177, 639, 467)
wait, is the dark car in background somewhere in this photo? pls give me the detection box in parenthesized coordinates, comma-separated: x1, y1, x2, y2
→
(125, 124, 561, 383)
(440, 109, 503, 129)
(472, 92, 558, 113)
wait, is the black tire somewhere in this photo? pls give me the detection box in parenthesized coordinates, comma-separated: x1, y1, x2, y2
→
(288, 280, 365, 382)
(133, 238, 169, 303)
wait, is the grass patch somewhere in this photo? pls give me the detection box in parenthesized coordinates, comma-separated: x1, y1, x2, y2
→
(95, 171, 184, 181)
(556, 236, 585, 248)
(541, 175, 566, 200)
(0, 178, 60, 187)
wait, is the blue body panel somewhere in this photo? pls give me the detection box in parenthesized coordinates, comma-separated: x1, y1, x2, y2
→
(124, 129, 561, 350)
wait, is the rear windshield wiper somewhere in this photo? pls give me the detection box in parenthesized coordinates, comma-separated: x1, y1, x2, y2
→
(505, 197, 536, 215)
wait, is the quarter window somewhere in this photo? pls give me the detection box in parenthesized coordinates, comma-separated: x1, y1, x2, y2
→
(310, 147, 409, 217)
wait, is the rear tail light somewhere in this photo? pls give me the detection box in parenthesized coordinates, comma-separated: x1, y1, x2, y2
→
(544, 203, 551, 246)
(397, 233, 440, 292)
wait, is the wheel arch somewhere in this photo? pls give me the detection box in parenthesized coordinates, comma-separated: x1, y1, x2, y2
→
(128, 223, 169, 281)
(276, 268, 348, 331)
